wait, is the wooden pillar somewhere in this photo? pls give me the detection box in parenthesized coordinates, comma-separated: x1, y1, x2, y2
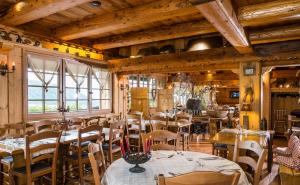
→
(239, 61, 262, 130)
(262, 70, 271, 129)
(112, 74, 128, 118)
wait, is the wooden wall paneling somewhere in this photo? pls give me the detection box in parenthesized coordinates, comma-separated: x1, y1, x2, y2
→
(130, 88, 149, 116)
(0, 52, 8, 125)
(157, 89, 174, 112)
(216, 88, 239, 105)
(8, 47, 23, 124)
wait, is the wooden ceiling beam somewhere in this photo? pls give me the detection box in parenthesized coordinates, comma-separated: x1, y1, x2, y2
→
(93, 20, 216, 50)
(93, 0, 300, 50)
(55, 0, 198, 40)
(191, 0, 251, 54)
(239, 0, 300, 27)
(0, 0, 92, 26)
(109, 40, 300, 74)
(250, 24, 300, 45)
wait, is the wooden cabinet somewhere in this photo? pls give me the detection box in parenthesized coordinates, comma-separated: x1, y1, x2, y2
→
(157, 89, 173, 112)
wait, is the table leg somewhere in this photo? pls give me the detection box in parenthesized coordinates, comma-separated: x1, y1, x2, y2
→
(267, 133, 274, 172)
(57, 143, 69, 184)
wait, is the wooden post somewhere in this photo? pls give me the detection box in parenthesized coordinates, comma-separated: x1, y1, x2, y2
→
(239, 61, 262, 130)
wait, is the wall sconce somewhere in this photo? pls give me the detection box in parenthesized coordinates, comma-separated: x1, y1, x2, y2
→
(0, 61, 15, 76)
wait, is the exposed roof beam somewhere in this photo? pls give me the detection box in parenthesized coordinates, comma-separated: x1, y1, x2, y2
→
(55, 0, 198, 41)
(93, 20, 216, 50)
(109, 40, 300, 74)
(250, 24, 300, 45)
(239, 0, 300, 27)
(191, 0, 251, 54)
(0, 0, 92, 26)
(93, 0, 300, 50)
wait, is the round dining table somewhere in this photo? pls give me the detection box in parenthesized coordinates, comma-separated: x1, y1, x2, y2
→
(102, 150, 250, 185)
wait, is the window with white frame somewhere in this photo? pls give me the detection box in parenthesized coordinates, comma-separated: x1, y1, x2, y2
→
(27, 54, 111, 114)
(91, 67, 111, 110)
(27, 54, 60, 114)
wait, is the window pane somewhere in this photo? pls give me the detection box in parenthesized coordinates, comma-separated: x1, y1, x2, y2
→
(28, 101, 43, 113)
(66, 88, 77, 99)
(101, 90, 110, 99)
(66, 75, 76, 87)
(45, 88, 58, 100)
(101, 100, 110, 109)
(66, 100, 77, 111)
(47, 74, 58, 86)
(92, 78, 100, 89)
(78, 100, 88, 110)
(28, 72, 42, 86)
(45, 101, 58, 112)
(92, 89, 100, 99)
(78, 89, 88, 99)
(81, 77, 88, 88)
(92, 100, 100, 110)
(28, 87, 43, 100)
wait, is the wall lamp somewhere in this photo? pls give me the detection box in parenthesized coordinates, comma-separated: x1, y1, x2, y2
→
(0, 61, 15, 76)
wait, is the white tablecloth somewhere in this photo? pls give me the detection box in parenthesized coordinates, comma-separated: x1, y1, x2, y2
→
(102, 151, 250, 185)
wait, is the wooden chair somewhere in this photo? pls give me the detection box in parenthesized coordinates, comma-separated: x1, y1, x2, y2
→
(149, 113, 168, 131)
(233, 137, 267, 185)
(141, 130, 180, 151)
(33, 120, 56, 133)
(69, 118, 83, 129)
(157, 171, 240, 185)
(103, 120, 125, 164)
(274, 109, 287, 135)
(176, 119, 192, 151)
(0, 123, 27, 184)
(88, 142, 106, 185)
(209, 119, 228, 157)
(11, 131, 61, 185)
(126, 113, 143, 152)
(5, 123, 26, 138)
(64, 124, 103, 184)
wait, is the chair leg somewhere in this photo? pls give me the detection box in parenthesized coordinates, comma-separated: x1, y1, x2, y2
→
(52, 170, 56, 185)
(79, 162, 84, 185)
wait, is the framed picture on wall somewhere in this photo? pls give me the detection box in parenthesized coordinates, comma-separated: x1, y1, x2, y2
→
(243, 63, 256, 76)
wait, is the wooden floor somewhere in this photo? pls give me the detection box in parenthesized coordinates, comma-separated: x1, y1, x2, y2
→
(81, 135, 287, 185)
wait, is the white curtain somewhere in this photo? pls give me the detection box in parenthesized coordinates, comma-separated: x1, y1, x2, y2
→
(27, 54, 60, 91)
(65, 59, 89, 91)
(91, 67, 110, 89)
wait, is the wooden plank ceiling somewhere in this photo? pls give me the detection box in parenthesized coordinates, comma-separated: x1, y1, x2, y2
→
(0, 0, 300, 55)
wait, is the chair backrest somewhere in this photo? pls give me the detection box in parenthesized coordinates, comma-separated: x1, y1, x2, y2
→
(233, 137, 267, 185)
(69, 118, 83, 129)
(108, 120, 125, 148)
(5, 123, 26, 138)
(78, 125, 103, 146)
(33, 120, 56, 133)
(275, 109, 287, 121)
(157, 171, 240, 185)
(141, 130, 180, 151)
(126, 113, 142, 128)
(150, 113, 168, 131)
(106, 113, 121, 122)
(175, 113, 192, 122)
(88, 142, 106, 185)
(25, 131, 61, 184)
